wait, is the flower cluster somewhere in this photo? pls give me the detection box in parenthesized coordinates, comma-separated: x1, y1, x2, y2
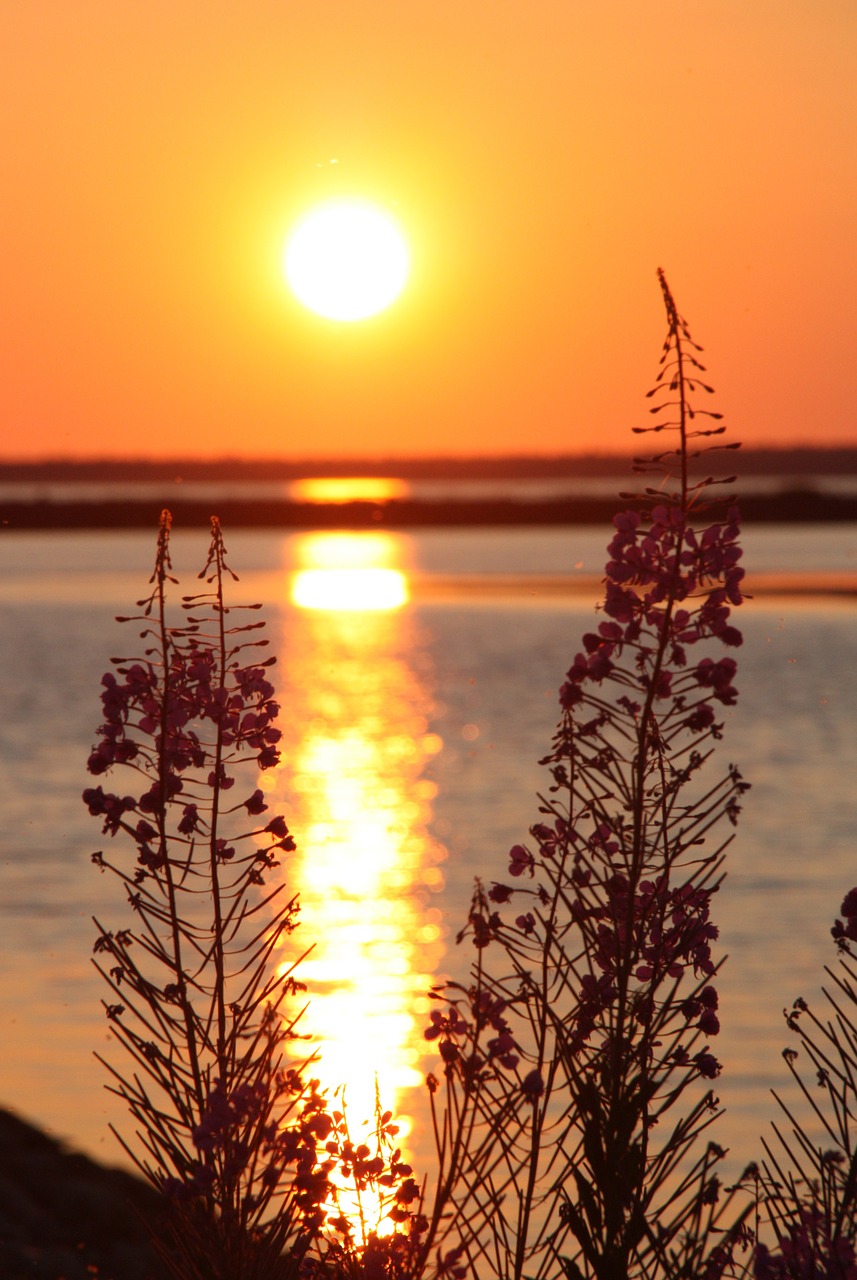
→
(560, 503, 743, 742)
(755, 1208, 857, 1280)
(832, 886, 857, 952)
(425, 984, 519, 1079)
(84, 626, 291, 884)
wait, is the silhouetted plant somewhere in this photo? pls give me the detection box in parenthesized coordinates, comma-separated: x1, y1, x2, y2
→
(752, 890, 857, 1278)
(84, 514, 420, 1279)
(86, 273, 857, 1280)
(418, 270, 754, 1280)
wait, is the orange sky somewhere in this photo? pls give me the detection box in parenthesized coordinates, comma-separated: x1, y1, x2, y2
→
(2, 1, 856, 460)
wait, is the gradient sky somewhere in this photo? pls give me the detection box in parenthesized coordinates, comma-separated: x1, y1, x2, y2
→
(3, 1, 856, 460)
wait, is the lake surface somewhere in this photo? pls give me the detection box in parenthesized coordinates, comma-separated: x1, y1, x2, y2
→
(0, 520, 856, 1183)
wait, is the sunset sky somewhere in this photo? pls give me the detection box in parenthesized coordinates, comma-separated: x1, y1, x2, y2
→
(2, 2, 856, 461)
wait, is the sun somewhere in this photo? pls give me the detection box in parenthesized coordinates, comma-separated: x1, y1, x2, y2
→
(283, 199, 410, 322)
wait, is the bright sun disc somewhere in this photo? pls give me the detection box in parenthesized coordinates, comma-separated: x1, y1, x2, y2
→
(284, 200, 410, 322)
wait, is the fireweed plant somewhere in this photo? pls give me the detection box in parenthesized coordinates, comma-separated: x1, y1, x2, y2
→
(416, 270, 755, 1280)
(84, 517, 421, 1280)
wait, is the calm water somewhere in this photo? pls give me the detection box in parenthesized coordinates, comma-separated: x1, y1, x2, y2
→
(0, 521, 856, 1181)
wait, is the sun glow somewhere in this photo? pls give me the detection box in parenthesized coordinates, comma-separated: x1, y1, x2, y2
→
(284, 199, 410, 322)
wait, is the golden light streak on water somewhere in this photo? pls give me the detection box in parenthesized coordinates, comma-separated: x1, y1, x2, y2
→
(291, 567, 408, 611)
(273, 531, 446, 1226)
(290, 531, 409, 611)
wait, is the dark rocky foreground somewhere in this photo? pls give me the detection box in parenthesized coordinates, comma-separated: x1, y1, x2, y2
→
(0, 1108, 167, 1280)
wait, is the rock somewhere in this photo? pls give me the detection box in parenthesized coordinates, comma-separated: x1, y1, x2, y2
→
(0, 1107, 168, 1279)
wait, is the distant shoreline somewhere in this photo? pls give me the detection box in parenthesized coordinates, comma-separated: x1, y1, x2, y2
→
(2, 445, 857, 484)
(2, 489, 856, 531)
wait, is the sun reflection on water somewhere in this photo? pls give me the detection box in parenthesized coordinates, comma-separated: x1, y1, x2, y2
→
(291, 532, 410, 612)
(274, 531, 446, 1160)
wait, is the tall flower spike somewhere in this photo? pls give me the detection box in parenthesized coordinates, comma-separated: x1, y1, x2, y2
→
(421, 272, 752, 1280)
(84, 515, 422, 1280)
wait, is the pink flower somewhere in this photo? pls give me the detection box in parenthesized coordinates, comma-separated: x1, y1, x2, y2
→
(264, 814, 290, 838)
(532, 820, 567, 857)
(559, 679, 584, 709)
(178, 804, 201, 835)
(424, 1007, 469, 1042)
(653, 669, 673, 698)
(695, 656, 738, 704)
(832, 885, 857, 947)
(685, 703, 716, 732)
(699, 1009, 720, 1036)
(243, 788, 268, 816)
(508, 844, 534, 878)
(693, 1050, 721, 1079)
(207, 766, 234, 791)
(613, 510, 641, 534)
(521, 1069, 544, 1100)
(840, 887, 857, 918)
(82, 786, 137, 834)
(487, 1029, 519, 1069)
(488, 882, 514, 903)
(258, 744, 280, 769)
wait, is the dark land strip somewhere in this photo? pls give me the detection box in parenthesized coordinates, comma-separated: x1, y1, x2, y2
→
(3, 489, 856, 531)
(3, 446, 857, 484)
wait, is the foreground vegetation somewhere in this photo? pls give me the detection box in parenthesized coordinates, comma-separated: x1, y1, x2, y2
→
(83, 273, 857, 1279)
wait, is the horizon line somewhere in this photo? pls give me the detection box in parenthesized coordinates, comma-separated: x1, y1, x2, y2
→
(3, 442, 857, 472)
